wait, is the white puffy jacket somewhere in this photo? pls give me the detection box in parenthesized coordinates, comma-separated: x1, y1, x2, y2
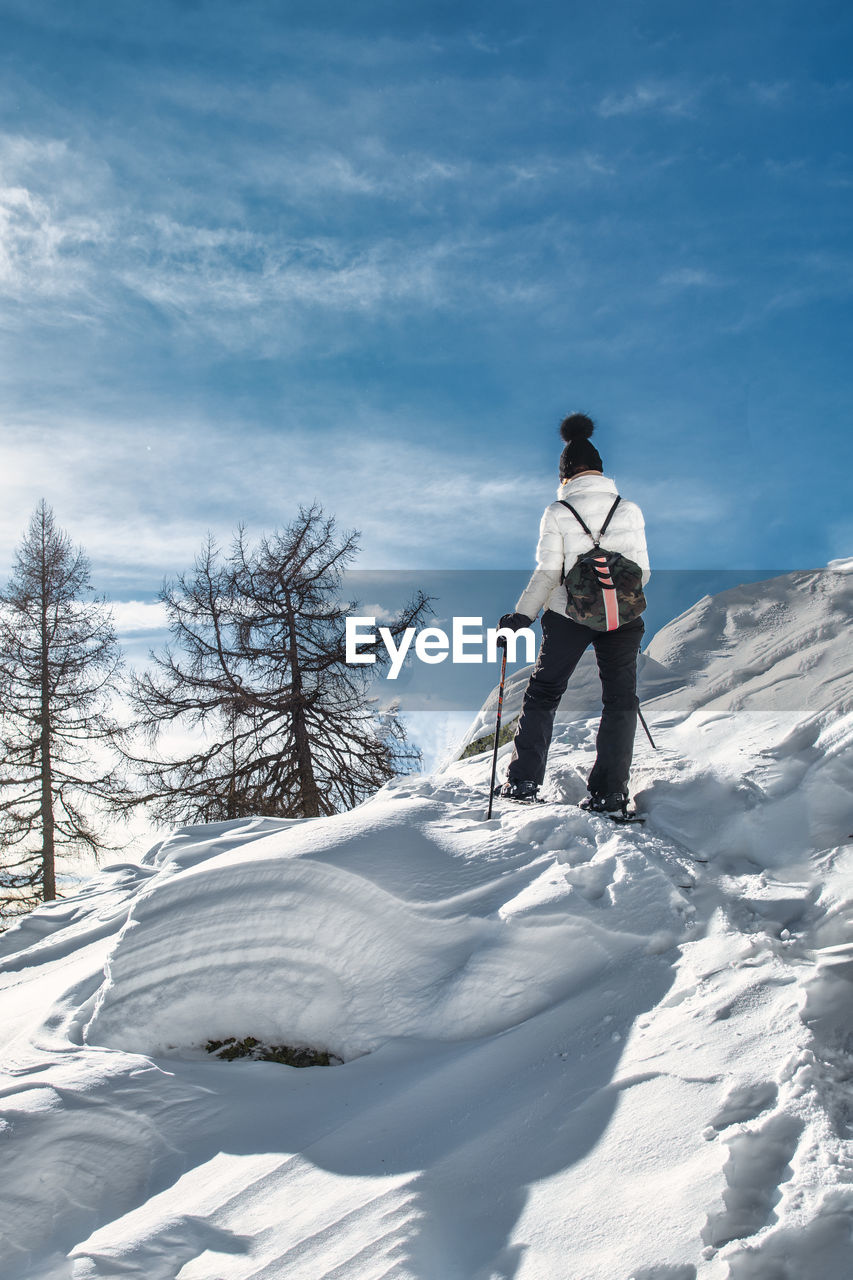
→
(515, 473, 650, 622)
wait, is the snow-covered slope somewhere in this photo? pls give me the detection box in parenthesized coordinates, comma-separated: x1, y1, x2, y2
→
(1, 567, 852, 1280)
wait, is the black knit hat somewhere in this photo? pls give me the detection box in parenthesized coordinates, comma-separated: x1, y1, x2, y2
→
(558, 413, 603, 479)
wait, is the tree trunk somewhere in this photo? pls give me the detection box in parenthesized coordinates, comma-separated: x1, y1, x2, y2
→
(39, 537, 56, 902)
(226, 704, 238, 820)
(285, 589, 321, 817)
(40, 711, 56, 900)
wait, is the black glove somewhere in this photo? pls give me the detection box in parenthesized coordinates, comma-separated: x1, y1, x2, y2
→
(497, 612, 533, 634)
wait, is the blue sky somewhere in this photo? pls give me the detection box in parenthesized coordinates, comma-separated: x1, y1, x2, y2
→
(2, 0, 852, 611)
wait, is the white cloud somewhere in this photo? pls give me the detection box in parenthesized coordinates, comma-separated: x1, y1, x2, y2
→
(0, 183, 106, 302)
(0, 125, 611, 351)
(0, 133, 112, 306)
(352, 603, 398, 625)
(105, 219, 563, 357)
(598, 81, 698, 119)
(0, 413, 552, 592)
(252, 146, 466, 201)
(111, 600, 171, 633)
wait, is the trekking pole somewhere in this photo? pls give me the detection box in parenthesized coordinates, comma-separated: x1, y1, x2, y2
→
(637, 704, 657, 750)
(486, 642, 509, 819)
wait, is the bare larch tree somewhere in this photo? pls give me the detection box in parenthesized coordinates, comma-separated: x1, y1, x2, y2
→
(0, 501, 127, 924)
(130, 504, 430, 824)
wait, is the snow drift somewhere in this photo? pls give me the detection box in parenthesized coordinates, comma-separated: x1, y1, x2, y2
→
(0, 567, 851, 1280)
(84, 815, 652, 1060)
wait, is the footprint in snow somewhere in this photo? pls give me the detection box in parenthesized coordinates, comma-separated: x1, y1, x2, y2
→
(562, 857, 616, 902)
(702, 1112, 803, 1249)
(709, 1081, 779, 1131)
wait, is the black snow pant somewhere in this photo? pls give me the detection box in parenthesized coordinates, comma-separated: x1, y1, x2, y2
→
(507, 609, 644, 795)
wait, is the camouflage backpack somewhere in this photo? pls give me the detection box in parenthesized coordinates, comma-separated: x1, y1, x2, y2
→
(559, 497, 646, 631)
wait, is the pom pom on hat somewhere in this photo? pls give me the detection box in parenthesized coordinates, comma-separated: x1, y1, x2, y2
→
(559, 413, 595, 444)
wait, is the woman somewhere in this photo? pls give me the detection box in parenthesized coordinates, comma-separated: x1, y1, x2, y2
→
(497, 413, 650, 813)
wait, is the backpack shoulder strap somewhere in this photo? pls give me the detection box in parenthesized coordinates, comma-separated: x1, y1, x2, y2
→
(598, 496, 621, 539)
(559, 496, 622, 545)
(558, 500, 596, 543)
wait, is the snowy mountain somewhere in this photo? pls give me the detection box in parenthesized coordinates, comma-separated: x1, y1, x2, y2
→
(1, 566, 852, 1280)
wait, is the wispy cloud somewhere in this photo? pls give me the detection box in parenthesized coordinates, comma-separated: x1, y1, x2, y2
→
(112, 222, 563, 358)
(763, 251, 853, 313)
(1, 399, 752, 599)
(597, 80, 699, 119)
(659, 267, 725, 289)
(0, 5, 848, 587)
(748, 80, 791, 106)
(0, 182, 106, 303)
(0, 126, 604, 356)
(763, 157, 807, 178)
(0, 413, 552, 589)
(631, 478, 734, 528)
(0, 134, 112, 310)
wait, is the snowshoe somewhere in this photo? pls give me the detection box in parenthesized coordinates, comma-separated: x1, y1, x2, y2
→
(579, 790, 627, 814)
(579, 791, 645, 825)
(496, 779, 541, 804)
